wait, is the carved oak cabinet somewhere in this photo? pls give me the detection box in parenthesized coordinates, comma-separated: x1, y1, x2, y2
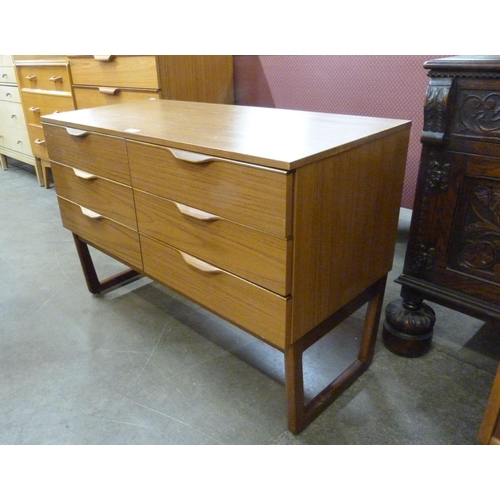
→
(383, 56, 500, 357)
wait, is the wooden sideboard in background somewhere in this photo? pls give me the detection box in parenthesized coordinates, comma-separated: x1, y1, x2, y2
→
(14, 56, 75, 188)
(12, 55, 234, 187)
(69, 55, 234, 109)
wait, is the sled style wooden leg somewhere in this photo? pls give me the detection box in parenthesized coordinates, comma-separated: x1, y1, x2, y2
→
(72, 233, 142, 294)
(285, 276, 387, 434)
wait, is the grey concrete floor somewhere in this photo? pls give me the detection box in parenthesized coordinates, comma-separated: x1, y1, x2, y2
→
(1, 158, 499, 445)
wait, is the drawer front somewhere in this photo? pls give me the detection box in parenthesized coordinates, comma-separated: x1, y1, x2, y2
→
(73, 86, 160, 109)
(69, 56, 159, 89)
(0, 127, 31, 154)
(58, 197, 142, 270)
(141, 235, 289, 348)
(135, 190, 291, 295)
(43, 124, 130, 184)
(22, 92, 75, 126)
(0, 66, 16, 84)
(51, 163, 137, 228)
(16, 63, 72, 93)
(27, 123, 48, 158)
(0, 84, 20, 102)
(7, 101, 27, 130)
(128, 141, 293, 238)
(0, 100, 26, 130)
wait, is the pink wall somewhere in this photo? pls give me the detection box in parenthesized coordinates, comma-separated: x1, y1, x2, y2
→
(233, 55, 450, 209)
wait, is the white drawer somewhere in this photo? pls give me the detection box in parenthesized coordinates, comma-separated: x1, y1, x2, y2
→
(0, 127, 31, 155)
(0, 84, 21, 102)
(0, 101, 27, 130)
(0, 66, 16, 85)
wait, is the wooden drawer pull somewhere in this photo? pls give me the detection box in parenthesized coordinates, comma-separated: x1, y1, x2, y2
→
(94, 55, 114, 62)
(72, 168, 97, 180)
(34, 139, 45, 145)
(65, 127, 89, 138)
(25, 75, 37, 81)
(99, 87, 120, 95)
(29, 106, 40, 113)
(80, 206, 103, 219)
(180, 252, 222, 274)
(174, 202, 220, 221)
(167, 147, 216, 164)
(49, 76, 63, 82)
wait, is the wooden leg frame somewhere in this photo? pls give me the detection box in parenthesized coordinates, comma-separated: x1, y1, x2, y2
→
(285, 276, 387, 434)
(73, 234, 142, 294)
(73, 232, 386, 434)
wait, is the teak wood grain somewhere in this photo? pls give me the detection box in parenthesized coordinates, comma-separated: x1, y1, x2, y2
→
(41, 100, 409, 170)
(43, 124, 130, 184)
(51, 163, 137, 229)
(127, 140, 293, 238)
(141, 234, 291, 348)
(134, 189, 291, 295)
(41, 100, 411, 433)
(69, 56, 159, 89)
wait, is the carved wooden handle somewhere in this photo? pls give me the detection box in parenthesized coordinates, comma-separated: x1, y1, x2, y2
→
(49, 76, 62, 82)
(166, 147, 216, 164)
(29, 106, 40, 113)
(180, 252, 222, 274)
(72, 168, 97, 180)
(65, 127, 89, 137)
(25, 74, 37, 81)
(80, 206, 102, 219)
(34, 139, 45, 145)
(174, 202, 220, 221)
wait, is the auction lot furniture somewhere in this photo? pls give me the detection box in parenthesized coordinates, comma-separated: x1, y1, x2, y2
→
(42, 100, 410, 433)
(383, 56, 500, 357)
(0, 55, 36, 173)
(14, 55, 233, 187)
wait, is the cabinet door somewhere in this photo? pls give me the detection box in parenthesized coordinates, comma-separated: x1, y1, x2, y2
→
(447, 155, 500, 291)
(410, 150, 500, 305)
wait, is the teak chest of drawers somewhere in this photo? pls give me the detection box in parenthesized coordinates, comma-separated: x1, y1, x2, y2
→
(41, 100, 410, 433)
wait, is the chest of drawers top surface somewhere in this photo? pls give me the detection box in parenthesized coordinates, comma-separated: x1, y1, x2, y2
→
(41, 100, 410, 169)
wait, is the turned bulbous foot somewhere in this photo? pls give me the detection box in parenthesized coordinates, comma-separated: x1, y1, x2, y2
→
(382, 298, 436, 357)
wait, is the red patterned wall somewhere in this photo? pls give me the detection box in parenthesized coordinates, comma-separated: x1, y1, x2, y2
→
(233, 55, 450, 209)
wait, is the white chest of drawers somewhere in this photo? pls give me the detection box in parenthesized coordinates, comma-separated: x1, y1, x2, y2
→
(0, 55, 35, 171)
(41, 100, 410, 433)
